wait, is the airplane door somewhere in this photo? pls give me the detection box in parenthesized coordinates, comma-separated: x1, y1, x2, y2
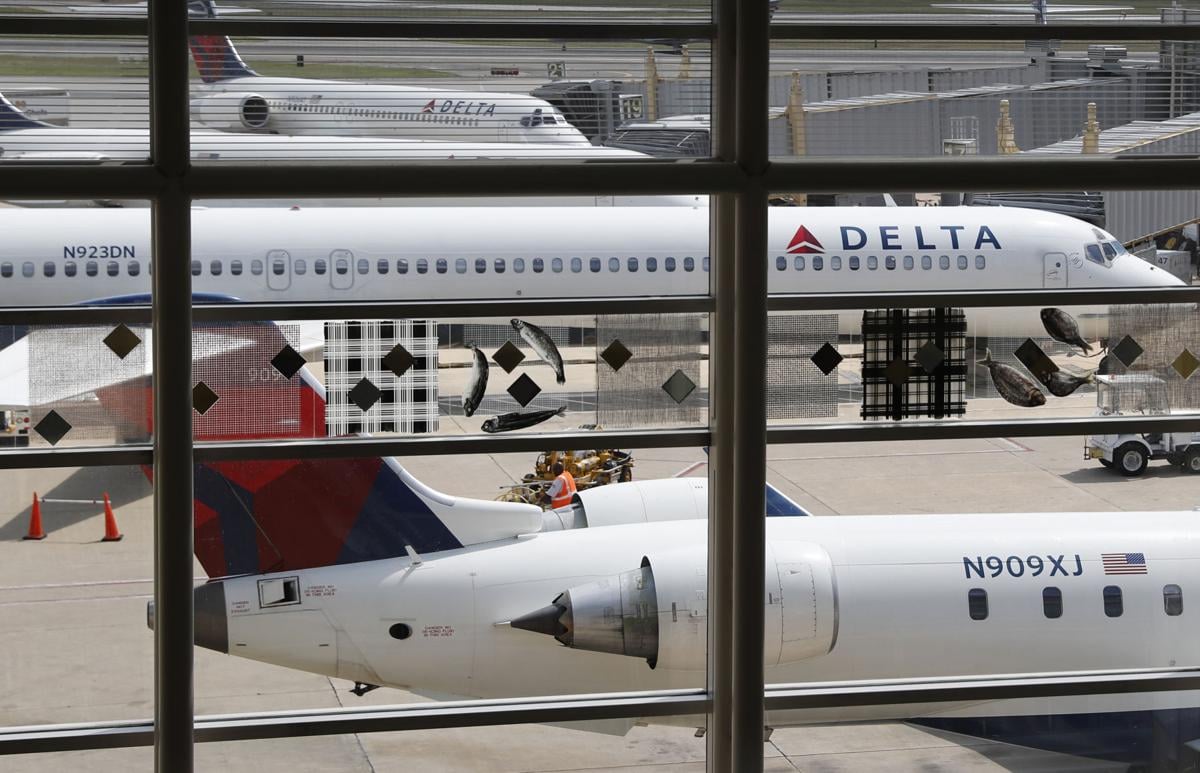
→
(266, 249, 291, 291)
(1043, 252, 1067, 288)
(330, 249, 354, 290)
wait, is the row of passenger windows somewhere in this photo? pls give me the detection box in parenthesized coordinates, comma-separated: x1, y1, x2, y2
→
(278, 101, 482, 126)
(966, 584, 1183, 620)
(1, 260, 140, 278)
(779, 254, 987, 272)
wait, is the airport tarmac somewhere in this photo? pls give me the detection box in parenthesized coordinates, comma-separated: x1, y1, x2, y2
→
(2, 393, 1196, 771)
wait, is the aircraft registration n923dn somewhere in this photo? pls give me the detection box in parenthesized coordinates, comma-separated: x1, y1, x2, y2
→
(185, 0, 593, 146)
(0, 203, 1180, 338)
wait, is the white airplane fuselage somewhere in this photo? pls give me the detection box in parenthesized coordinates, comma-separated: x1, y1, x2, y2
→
(1, 205, 1179, 338)
(201, 511, 1200, 726)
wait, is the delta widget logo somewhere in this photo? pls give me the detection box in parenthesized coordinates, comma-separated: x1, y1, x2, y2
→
(786, 225, 823, 255)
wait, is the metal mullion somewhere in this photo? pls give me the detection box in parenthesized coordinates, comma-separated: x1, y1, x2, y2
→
(767, 286, 1200, 312)
(192, 296, 713, 321)
(767, 157, 1200, 194)
(0, 16, 146, 35)
(0, 165, 162, 200)
(189, 19, 714, 41)
(186, 160, 742, 199)
(768, 22, 1200, 42)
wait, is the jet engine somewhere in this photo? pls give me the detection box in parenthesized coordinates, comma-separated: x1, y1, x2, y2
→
(191, 93, 271, 131)
(510, 541, 837, 670)
(539, 477, 708, 531)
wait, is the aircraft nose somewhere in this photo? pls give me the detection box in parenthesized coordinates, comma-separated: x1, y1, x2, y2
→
(147, 582, 229, 654)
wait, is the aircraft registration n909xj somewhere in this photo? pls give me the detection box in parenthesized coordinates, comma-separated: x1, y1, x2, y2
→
(2, 203, 1179, 337)
(186, 0, 593, 146)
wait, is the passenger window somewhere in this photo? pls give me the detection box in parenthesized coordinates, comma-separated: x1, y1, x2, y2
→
(43, 261, 55, 277)
(377, 259, 389, 275)
(1165, 584, 1184, 616)
(230, 260, 243, 276)
(903, 255, 914, 270)
(683, 256, 694, 272)
(551, 258, 562, 273)
(1103, 585, 1123, 618)
(86, 261, 98, 277)
(21, 261, 34, 278)
(812, 256, 824, 271)
(0, 262, 11, 278)
(957, 255, 968, 270)
(397, 259, 408, 274)
(64, 262, 77, 277)
(475, 258, 486, 274)
(294, 259, 306, 276)
(570, 258, 582, 273)
(867, 256, 878, 270)
(885, 256, 895, 270)
(830, 256, 842, 270)
(849, 256, 860, 271)
(356, 259, 369, 275)
(107, 261, 120, 277)
(968, 588, 988, 620)
(628, 257, 638, 272)
(921, 255, 932, 270)
(589, 257, 601, 273)
(128, 260, 140, 277)
(189, 260, 200, 277)
(609, 257, 620, 272)
(793, 256, 804, 270)
(646, 257, 657, 272)
(314, 259, 326, 275)
(416, 259, 428, 275)
(939, 255, 950, 270)
(1042, 587, 1063, 619)
(702, 256, 710, 272)
(975, 255, 986, 270)
(335, 259, 349, 276)
(210, 259, 222, 276)
(272, 258, 286, 276)
(251, 260, 264, 276)
(665, 257, 677, 272)
(495, 259, 506, 274)
(532, 258, 544, 273)
(436, 259, 448, 274)
(776, 256, 787, 271)
(513, 258, 524, 273)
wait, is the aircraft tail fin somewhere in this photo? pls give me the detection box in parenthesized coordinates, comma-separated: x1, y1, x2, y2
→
(0, 91, 53, 130)
(187, 0, 258, 83)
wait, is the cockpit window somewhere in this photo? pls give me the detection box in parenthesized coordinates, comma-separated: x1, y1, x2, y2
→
(1085, 244, 1105, 265)
(1101, 241, 1118, 259)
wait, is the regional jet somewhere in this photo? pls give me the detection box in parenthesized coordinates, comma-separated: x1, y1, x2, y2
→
(185, 0, 592, 145)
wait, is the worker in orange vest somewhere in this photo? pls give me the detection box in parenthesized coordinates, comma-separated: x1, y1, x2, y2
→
(543, 460, 577, 509)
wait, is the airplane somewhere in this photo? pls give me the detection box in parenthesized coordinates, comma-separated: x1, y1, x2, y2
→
(128, 318, 1200, 769)
(185, 0, 593, 145)
(0, 203, 1179, 339)
(930, 0, 1134, 24)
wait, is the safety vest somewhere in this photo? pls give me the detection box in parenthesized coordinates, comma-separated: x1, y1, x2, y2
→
(551, 471, 577, 509)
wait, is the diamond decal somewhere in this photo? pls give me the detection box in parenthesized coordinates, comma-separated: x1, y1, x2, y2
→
(382, 344, 414, 378)
(810, 342, 843, 376)
(1015, 338, 1057, 381)
(1173, 349, 1199, 380)
(507, 373, 542, 407)
(884, 357, 911, 387)
(492, 341, 526, 373)
(103, 324, 142, 360)
(270, 345, 306, 380)
(348, 378, 381, 412)
(1111, 335, 1144, 368)
(192, 381, 220, 415)
(661, 369, 697, 404)
(33, 410, 71, 446)
(915, 341, 946, 375)
(600, 339, 633, 372)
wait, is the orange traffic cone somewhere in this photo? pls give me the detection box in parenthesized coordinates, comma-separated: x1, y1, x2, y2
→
(23, 493, 45, 540)
(101, 493, 123, 542)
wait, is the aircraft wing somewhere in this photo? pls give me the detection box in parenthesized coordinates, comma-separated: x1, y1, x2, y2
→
(0, 151, 112, 163)
(931, 3, 1133, 10)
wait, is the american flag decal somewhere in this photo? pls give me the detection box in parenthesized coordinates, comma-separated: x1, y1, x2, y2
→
(1102, 553, 1147, 575)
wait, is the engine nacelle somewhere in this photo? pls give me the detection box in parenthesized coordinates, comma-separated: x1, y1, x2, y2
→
(191, 92, 271, 131)
(540, 478, 708, 532)
(511, 541, 837, 670)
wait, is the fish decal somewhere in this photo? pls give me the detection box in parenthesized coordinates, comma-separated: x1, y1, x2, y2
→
(1040, 308, 1092, 354)
(511, 318, 566, 385)
(482, 406, 567, 433)
(978, 348, 1046, 407)
(1039, 368, 1096, 398)
(462, 344, 489, 417)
